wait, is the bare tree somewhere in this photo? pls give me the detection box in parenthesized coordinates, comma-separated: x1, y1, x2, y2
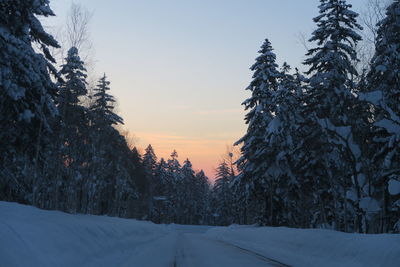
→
(61, 2, 97, 107)
(66, 3, 94, 63)
(220, 145, 240, 176)
(356, 0, 390, 72)
(118, 127, 140, 150)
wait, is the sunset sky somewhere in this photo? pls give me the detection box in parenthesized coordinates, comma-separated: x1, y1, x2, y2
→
(45, 0, 366, 179)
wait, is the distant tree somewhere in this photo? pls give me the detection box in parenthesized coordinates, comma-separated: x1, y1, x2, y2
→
(181, 159, 196, 224)
(212, 161, 234, 225)
(143, 144, 158, 220)
(194, 170, 211, 224)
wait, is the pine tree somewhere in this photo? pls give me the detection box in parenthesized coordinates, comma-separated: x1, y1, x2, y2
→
(55, 46, 89, 213)
(0, 0, 60, 203)
(363, 0, 400, 233)
(181, 158, 196, 224)
(262, 64, 308, 227)
(194, 170, 211, 224)
(235, 38, 281, 225)
(143, 144, 158, 220)
(212, 161, 234, 225)
(165, 150, 182, 222)
(143, 145, 157, 175)
(85, 74, 124, 215)
(303, 0, 365, 231)
(153, 158, 170, 223)
(91, 74, 123, 128)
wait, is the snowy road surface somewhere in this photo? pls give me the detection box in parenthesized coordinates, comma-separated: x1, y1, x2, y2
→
(1, 201, 399, 267)
(173, 231, 289, 267)
(168, 226, 289, 267)
(121, 225, 290, 267)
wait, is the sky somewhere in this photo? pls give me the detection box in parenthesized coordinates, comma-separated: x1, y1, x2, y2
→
(44, 0, 367, 179)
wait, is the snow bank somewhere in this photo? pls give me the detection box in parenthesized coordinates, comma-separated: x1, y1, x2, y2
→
(2, 201, 399, 267)
(0, 201, 173, 267)
(206, 225, 400, 267)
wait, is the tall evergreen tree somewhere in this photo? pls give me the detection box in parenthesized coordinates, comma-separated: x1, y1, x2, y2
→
(181, 158, 196, 224)
(91, 74, 123, 128)
(194, 170, 211, 224)
(0, 0, 60, 203)
(54, 46, 89, 213)
(235, 38, 281, 224)
(363, 0, 400, 233)
(212, 161, 234, 225)
(85, 74, 125, 215)
(143, 144, 158, 220)
(303, 0, 365, 231)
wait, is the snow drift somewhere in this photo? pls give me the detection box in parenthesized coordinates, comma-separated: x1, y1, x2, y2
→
(0, 201, 174, 267)
(206, 224, 400, 267)
(1, 201, 399, 267)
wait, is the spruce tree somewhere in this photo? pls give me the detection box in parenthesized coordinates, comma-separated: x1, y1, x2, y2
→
(85, 74, 124, 215)
(364, 0, 400, 233)
(212, 161, 234, 225)
(91, 74, 123, 128)
(0, 0, 60, 203)
(55, 46, 89, 213)
(235, 38, 281, 224)
(181, 158, 196, 224)
(303, 0, 365, 231)
(194, 170, 210, 224)
(143, 144, 158, 220)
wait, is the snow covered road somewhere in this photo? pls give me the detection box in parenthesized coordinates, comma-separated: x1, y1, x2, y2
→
(173, 232, 289, 267)
(1, 201, 399, 267)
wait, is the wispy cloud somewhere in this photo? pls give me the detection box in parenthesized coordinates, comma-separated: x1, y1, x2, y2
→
(192, 108, 243, 116)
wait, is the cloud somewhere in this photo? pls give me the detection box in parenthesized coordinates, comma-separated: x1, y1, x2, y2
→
(192, 108, 243, 116)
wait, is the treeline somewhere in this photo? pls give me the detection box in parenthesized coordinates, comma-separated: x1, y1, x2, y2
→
(141, 147, 211, 224)
(0, 0, 206, 221)
(216, 0, 400, 233)
(0, 0, 144, 217)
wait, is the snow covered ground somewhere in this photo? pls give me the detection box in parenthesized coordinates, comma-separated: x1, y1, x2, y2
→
(1, 201, 399, 267)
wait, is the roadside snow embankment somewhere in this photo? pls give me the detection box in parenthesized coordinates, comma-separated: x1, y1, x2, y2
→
(206, 225, 400, 267)
(0, 201, 171, 267)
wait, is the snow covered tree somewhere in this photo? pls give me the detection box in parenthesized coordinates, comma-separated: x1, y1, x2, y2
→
(362, 0, 400, 233)
(84, 74, 126, 215)
(54, 46, 89, 212)
(194, 170, 211, 224)
(303, 0, 365, 231)
(143, 144, 158, 220)
(165, 150, 182, 222)
(58, 47, 88, 118)
(152, 158, 170, 223)
(262, 64, 311, 227)
(0, 0, 60, 203)
(234, 38, 281, 225)
(181, 158, 197, 224)
(143, 145, 157, 176)
(91, 74, 123, 128)
(212, 161, 234, 225)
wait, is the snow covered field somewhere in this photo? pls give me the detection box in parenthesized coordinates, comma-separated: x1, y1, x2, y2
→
(1, 201, 399, 267)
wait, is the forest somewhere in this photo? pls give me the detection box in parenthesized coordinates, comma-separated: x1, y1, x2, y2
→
(0, 0, 399, 234)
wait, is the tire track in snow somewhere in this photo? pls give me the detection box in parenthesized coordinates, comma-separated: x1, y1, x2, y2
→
(173, 233, 291, 267)
(217, 240, 292, 267)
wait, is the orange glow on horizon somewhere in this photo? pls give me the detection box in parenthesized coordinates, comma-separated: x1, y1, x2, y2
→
(132, 131, 242, 181)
